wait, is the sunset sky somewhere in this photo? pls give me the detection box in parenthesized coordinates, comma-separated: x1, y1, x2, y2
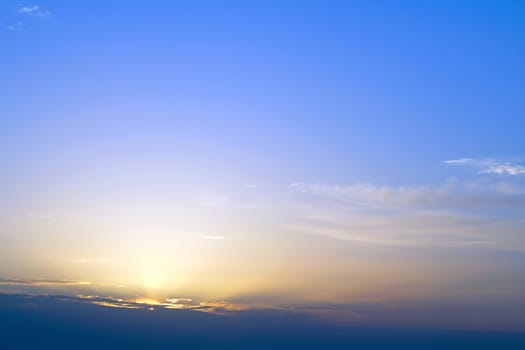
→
(1, 0, 525, 333)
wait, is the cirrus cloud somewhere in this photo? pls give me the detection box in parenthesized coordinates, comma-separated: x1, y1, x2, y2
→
(288, 179, 525, 250)
(445, 158, 525, 176)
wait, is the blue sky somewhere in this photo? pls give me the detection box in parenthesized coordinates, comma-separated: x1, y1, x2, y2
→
(1, 0, 525, 331)
(2, 1, 524, 185)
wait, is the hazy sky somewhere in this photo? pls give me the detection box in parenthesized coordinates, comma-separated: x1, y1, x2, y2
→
(1, 1, 525, 330)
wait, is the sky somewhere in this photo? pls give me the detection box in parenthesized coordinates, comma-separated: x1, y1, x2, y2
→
(1, 0, 525, 333)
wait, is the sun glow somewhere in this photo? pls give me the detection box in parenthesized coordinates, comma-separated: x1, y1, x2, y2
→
(133, 298, 163, 306)
(141, 269, 164, 290)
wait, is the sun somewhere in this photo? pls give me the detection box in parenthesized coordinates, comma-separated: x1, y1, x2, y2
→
(142, 269, 164, 290)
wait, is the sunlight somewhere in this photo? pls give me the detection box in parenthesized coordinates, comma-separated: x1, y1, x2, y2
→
(133, 297, 163, 306)
(141, 269, 165, 290)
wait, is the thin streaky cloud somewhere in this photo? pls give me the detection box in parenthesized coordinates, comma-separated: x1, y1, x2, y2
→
(445, 158, 525, 176)
(290, 181, 525, 209)
(444, 158, 475, 164)
(288, 181, 525, 249)
(0, 278, 91, 286)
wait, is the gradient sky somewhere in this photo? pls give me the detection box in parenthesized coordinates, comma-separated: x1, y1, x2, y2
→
(1, 0, 525, 331)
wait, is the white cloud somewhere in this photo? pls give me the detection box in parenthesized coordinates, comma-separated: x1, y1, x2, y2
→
(481, 164, 525, 176)
(445, 158, 525, 176)
(18, 5, 51, 17)
(444, 158, 475, 164)
(19, 5, 38, 13)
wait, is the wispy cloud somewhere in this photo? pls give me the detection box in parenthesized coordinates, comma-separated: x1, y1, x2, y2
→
(288, 181, 525, 249)
(18, 5, 51, 17)
(0, 278, 91, 286)
(290, 181, 525, 210)
(445, 158, 525, 176)
(6, 4, 51, 32)
(444, 158, 475, 165)
(6, 22, 25, 32)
